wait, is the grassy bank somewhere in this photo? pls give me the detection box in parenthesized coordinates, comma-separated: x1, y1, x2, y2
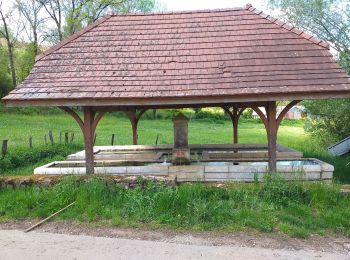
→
(0, 177, 349, 239)
(0, 111, 349, 181)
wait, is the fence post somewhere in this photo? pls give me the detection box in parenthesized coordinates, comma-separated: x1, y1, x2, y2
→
(111, 134, 115, 145)
(155, 134, 160, 145)
(44, 134, 47, 145)
(59, 132, 62, 144)
(70, 133, 74, 143)
(49, 130, 54, 144)
(1, 140, 8, 158)
(29, 136, 33, 148)
(65, 132, 69, 143)
(94, 133, 97, 146)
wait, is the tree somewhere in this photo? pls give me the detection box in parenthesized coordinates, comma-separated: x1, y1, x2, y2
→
(0, 1, 19, 88)
(268, 0, 350, 144)
(38, 0, 63, 42)
(39, 0, 157, 42)
(0, 45, 11, 98)
(15, 44, 36, 84)
(268, 0, 349, 55)
(15, 0, 45, 56)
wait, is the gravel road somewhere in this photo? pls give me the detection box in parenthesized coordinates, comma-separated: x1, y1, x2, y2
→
(0, 229, 349, 260)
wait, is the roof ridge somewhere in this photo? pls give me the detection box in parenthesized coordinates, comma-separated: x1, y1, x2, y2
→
(35, 14, 113, 62)
(244, 3, 329, 50)
(110, 7, 244, 17)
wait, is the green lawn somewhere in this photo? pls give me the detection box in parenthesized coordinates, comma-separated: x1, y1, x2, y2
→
(0, 111, 305, 148)
(0, 111, 349, 181)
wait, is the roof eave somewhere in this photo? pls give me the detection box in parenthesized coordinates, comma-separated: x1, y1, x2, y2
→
(3, 91, 350, 108)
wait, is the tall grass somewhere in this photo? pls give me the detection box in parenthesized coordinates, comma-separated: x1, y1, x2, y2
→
(0, 144, 83, 175)
(0, 176, 349, 238)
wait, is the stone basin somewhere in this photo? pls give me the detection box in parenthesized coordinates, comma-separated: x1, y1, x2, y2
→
(34, 158, 333, 182)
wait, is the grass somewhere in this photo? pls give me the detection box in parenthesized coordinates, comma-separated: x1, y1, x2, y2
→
(0, 111, 305, 148)
(1, 111, 349, 181)
(0, 176, 349, 238)
(0, 144, 83, 176)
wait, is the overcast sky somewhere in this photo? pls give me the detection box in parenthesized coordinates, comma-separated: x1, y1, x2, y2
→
(158, 0, 267, 11)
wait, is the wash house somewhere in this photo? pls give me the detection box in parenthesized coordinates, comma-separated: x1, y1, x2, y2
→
(3, 4, 350, 175)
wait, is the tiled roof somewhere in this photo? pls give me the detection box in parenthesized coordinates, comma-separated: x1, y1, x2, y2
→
(3, 4, 350, 107)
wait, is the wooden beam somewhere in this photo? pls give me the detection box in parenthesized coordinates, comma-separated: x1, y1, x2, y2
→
(125, 109, 148, 145)
(222, 106, 248, 144)
(92, 111, 107, 132)
(5, 91, 348, 107)
(59, 107, 84, 131)
(276, 100, 301, 129)
(83, 107, 95, 175)
(266, 102, 277, 173)
(251, 106, 268, 129)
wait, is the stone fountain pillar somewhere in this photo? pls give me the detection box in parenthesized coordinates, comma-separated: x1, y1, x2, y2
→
(172, 113, 190, 165)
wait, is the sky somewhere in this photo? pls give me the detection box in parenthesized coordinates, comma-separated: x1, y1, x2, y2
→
(158, 0, 268, 11)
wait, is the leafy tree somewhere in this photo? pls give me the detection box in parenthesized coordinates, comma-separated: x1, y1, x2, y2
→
(15, 0, 45, 56)
(0, 1, 18, 88)
(268, 0, 350, 144)
(15, 44, 36, 84)
(0, 45, 12, 98)
(39, 0, 157, 42)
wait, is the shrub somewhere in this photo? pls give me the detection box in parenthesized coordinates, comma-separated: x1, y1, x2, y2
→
(0, 144, 83, 174)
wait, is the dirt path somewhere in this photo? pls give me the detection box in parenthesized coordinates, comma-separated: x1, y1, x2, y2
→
(0, 229, 349, 260)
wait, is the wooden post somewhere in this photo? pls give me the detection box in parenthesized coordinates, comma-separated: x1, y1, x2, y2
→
(125, 109, 146, 145)
(155, 134, 160, 145)
(65, 132, 69, 143)
(70, 133, 74, 143)
(44, 134, 47, 145)
(93, 133, 97, 145)
(222, 106, 240, 144)
(83, 107, 95, 175)
(111, 134, 115, 145)
(60, 106, 106, 176)
(1, 140, 8, 158)
(129, 114, 138, 145)
(29, 136, 33, 148)
(48, 130, 54, 144)
(59, 132, 62, 144)
(266, 101, 277, 173)
(232, 108, 239, 144)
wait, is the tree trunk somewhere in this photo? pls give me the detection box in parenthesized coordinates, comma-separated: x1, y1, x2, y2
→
(0, 10, 16, 87)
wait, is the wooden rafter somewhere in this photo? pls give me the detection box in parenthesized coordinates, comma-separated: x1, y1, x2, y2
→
(59, 107, 84, 131)
(276, 100, 301, 128)
(251, 106, 268, 129)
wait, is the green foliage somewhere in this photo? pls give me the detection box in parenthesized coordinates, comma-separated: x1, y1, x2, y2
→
(268, 0, 350, 54)
(0, 46, 12, 98)
(303, 99, 350, 144)
(0, 144, 83, 174)
(15, 44, 36, 84)
(0, 177, 349, 238)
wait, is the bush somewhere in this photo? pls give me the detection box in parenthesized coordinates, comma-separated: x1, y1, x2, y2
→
(303, 99, 350, 145)
(0, 144, 83, 174)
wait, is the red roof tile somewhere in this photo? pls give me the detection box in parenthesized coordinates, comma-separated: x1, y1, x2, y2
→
(2, 5, 350, 107)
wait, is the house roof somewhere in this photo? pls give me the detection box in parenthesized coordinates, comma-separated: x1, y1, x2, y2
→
(3, 4, 350, 107)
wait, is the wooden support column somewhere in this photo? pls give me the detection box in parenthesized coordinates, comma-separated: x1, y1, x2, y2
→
(266, 102, 277, 173)
(60, 106, 106, 175)
(251, 100, 301, 173)
(125, 109, 147, 145)
(222, 106, 246, 144)
(83, 107, 95, 175)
